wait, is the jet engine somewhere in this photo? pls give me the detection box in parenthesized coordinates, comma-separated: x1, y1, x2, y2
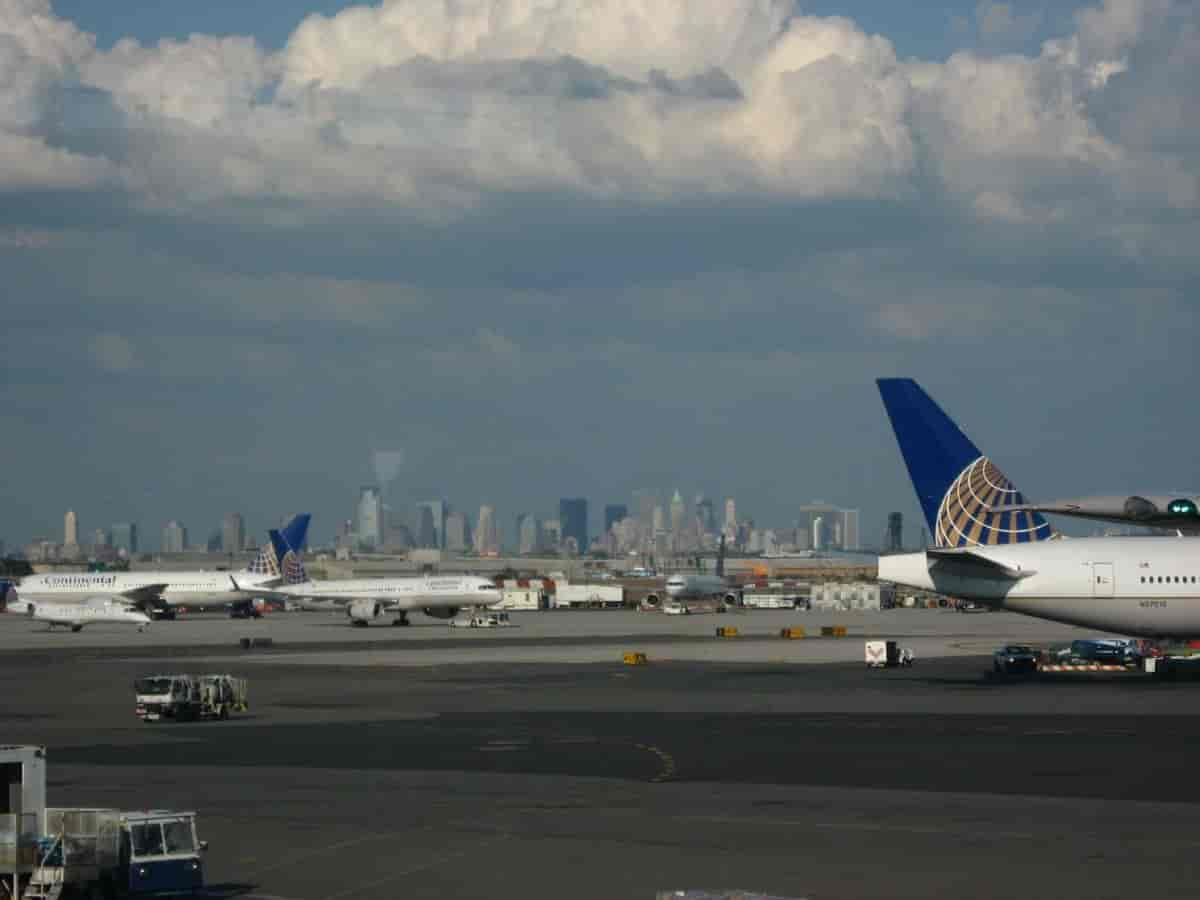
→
(723, 592, 740, 608)
(422, 606, 459, 620)
(348, 599, 385, 627)
(642, 593, 661, 609)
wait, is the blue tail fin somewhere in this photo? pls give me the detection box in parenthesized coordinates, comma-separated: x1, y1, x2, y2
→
(246, 513, 311, 579)
(876, 379, 1054, 547)
(268, 518, 309, 585)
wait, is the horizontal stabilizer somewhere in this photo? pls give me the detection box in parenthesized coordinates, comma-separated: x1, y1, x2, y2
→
(927, 548, 1035, 581)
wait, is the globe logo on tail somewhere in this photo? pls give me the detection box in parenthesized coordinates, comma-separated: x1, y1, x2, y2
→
(936, 457, 1054, 547)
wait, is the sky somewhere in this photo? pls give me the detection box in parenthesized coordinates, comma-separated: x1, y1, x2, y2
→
(1, 0, 1198, 550)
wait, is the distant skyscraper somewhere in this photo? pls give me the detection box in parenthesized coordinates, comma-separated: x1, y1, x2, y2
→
(811, 516, 824, 552)
(475, 505, 497, 555)
(161, 520, 187, 553)
(604, 504, 628, 534)
(652, 505, 665, 533)
(111, 522, 138, 555)
(356, 487, 382, 549)
(415, 505, 437, 549)
(840, 509, 860, 551)
(516, 513, 541, 555)
(92, 527, 108, 549)
(633, 490, 657, 530)
(542, 518, 562, 552)
(415, 499, 446, 549)
(696, 496, 715, 533)
(221, 512, 245, 553)
(669, 490, 685, 534)
(887, 512, 903, 553)
(63, 510, 78, 547)
(724, 498, 736, 534)
(559, 498, 588, 557)
(444, 511, 469, 553)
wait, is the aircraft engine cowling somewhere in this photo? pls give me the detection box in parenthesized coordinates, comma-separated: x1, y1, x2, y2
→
(422, 606, 459, 620)
(642, 593, 661, 609)
(723, 592, 740, 608)
(348, 599, 384, 626)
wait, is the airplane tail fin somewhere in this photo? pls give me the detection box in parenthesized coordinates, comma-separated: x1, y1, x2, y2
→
(876, 378, 1054, 548)
(716, 535, 726, 578)
(246, 514, 311, 578)
(268, 521, 309, 586)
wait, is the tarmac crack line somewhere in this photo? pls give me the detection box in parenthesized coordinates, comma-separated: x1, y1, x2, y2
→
(321, 833, 509, 900)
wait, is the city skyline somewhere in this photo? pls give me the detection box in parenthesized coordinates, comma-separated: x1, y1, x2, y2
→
(2, 0, 1197, 555)
(18, 485, 873, 558)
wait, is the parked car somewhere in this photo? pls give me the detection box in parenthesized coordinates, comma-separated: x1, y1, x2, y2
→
(1055, 639, 1140, 665)
(993, 644, 1040, 674)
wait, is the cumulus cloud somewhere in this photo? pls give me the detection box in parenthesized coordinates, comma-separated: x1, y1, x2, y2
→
(0, 0, 1191, 222)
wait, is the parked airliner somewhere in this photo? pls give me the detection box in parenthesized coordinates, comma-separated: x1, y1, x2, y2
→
(876, 378, 1200, 638)
(26, 597, 151, 632)
(17, 514, 310, 617)
(233, 528, 500, 626)
(659, 537, 741, 609)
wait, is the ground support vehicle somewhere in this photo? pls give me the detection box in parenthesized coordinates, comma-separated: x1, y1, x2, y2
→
(865, 640, 914, 668)
(18, 809, 206, 899)
(742, 593, 807, 610)
(135, 675, 247, 721)
(2, 747, 207, 900)
(449, 612, 513, 628)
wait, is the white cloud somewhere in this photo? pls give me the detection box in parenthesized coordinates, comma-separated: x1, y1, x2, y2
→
(0, 0, 1193, 225)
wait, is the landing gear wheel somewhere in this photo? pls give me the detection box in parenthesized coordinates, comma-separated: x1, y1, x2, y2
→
(392, 613, 410, 627)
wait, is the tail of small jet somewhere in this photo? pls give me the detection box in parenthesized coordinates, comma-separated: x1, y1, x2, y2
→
(876, 379, 1054, 547)
(267, 520, 310, 586)
(246, 513, 311, 579)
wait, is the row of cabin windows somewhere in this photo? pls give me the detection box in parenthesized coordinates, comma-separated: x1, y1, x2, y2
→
(1139, 576, 1197, 584)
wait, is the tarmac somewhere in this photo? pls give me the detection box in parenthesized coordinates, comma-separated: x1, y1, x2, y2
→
(3, 608, 1198, 899)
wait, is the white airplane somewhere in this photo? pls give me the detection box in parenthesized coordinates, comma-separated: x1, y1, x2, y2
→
(658, 537, 741, 609)
(24, 597, 151, 632)
(233, 528, 501, 626)
(876, 378, 1200, 638)
(17, 515, 310, 617)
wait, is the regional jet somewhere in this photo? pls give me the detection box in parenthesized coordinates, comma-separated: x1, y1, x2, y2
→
(25, 597, 151, 632)
(876, 378, 1200, 638)
(656, 537, 741, 610)
(233, 528, 500, 626)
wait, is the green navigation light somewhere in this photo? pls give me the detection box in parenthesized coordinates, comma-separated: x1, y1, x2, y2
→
(1167, 499, 1198, 516)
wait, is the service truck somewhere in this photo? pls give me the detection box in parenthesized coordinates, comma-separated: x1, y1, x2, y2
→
(17, 808, 207, 899)
(134, 674, 247, 721)
(2, 746, 208, 900)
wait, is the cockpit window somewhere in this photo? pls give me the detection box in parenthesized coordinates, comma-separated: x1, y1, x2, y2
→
(131, 824, 164, 857)
(479, 584, 497, 591)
